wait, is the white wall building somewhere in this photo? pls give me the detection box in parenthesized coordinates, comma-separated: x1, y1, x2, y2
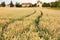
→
(37, 0, 42, 7)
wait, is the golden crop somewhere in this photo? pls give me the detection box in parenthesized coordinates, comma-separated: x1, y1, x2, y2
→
(0, 7, 60, 40)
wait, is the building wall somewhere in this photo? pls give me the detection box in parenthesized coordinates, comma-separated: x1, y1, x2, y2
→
(37, 3, 42, 7)
(22, 4, 30, 7)
(37, 0, 42, 7)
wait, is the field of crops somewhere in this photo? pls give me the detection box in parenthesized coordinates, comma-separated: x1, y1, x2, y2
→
(39, 8, 60, 40)
(0, 7, 60, 40)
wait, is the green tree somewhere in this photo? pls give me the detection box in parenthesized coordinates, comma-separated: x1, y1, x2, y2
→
(1, 2, 6, 7)
(57, 0, 60, 7)
(0, 4, 1, 7)
(32, 3, 37, 7)
(51, 0, 60, 7)
(29, 4, 32, 7)
(42, 3, 50, 7)
(9, 1, 14, 7)
(15, 2, 22, 7)
(51, 1, 58, 7)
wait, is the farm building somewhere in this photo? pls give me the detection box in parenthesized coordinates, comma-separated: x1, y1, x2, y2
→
(22, 3, 32, 7)
(5, 0, 42, 7)
(37, 0, 42, 7)
(6, 4, 10, 7)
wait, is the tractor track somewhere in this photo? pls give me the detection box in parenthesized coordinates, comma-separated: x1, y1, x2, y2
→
(19, 10, 43, 37)
(1, 8, 43, 40)
(34, 11, 43, 32)
(1, 9, 36, 40)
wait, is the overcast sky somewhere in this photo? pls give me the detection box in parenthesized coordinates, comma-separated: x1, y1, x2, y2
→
(0, 0, 56, 4)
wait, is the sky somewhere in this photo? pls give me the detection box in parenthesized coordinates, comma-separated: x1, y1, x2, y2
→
(0, 0, 57, 4)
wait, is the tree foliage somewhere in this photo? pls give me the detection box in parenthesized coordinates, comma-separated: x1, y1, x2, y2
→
(9, 1, 14, 7)
(51, 1, 58, 7)
(32, 3, 37, 7)
(42, 3, 50, 7)
(1, 2, 6, 7)
(51, 0, 60, 7)
(42, 0, 60, 7)
(15, 2, 22, 7)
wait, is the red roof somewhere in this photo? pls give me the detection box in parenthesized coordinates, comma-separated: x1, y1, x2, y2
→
(22, 3, 32, 5)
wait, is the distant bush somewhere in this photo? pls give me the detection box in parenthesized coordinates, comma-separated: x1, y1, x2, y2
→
(0, 2, 6, 7)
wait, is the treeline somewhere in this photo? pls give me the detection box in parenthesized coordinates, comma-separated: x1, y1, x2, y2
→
(0, 1, 22, 7)
(0, 0, 60, 8)
(0, 2, 5, 7)
(0, 1, 37, 7)
(42, 0, 60, 7)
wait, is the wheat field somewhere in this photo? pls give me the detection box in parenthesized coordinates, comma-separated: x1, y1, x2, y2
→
(0, 7, 60, 40)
